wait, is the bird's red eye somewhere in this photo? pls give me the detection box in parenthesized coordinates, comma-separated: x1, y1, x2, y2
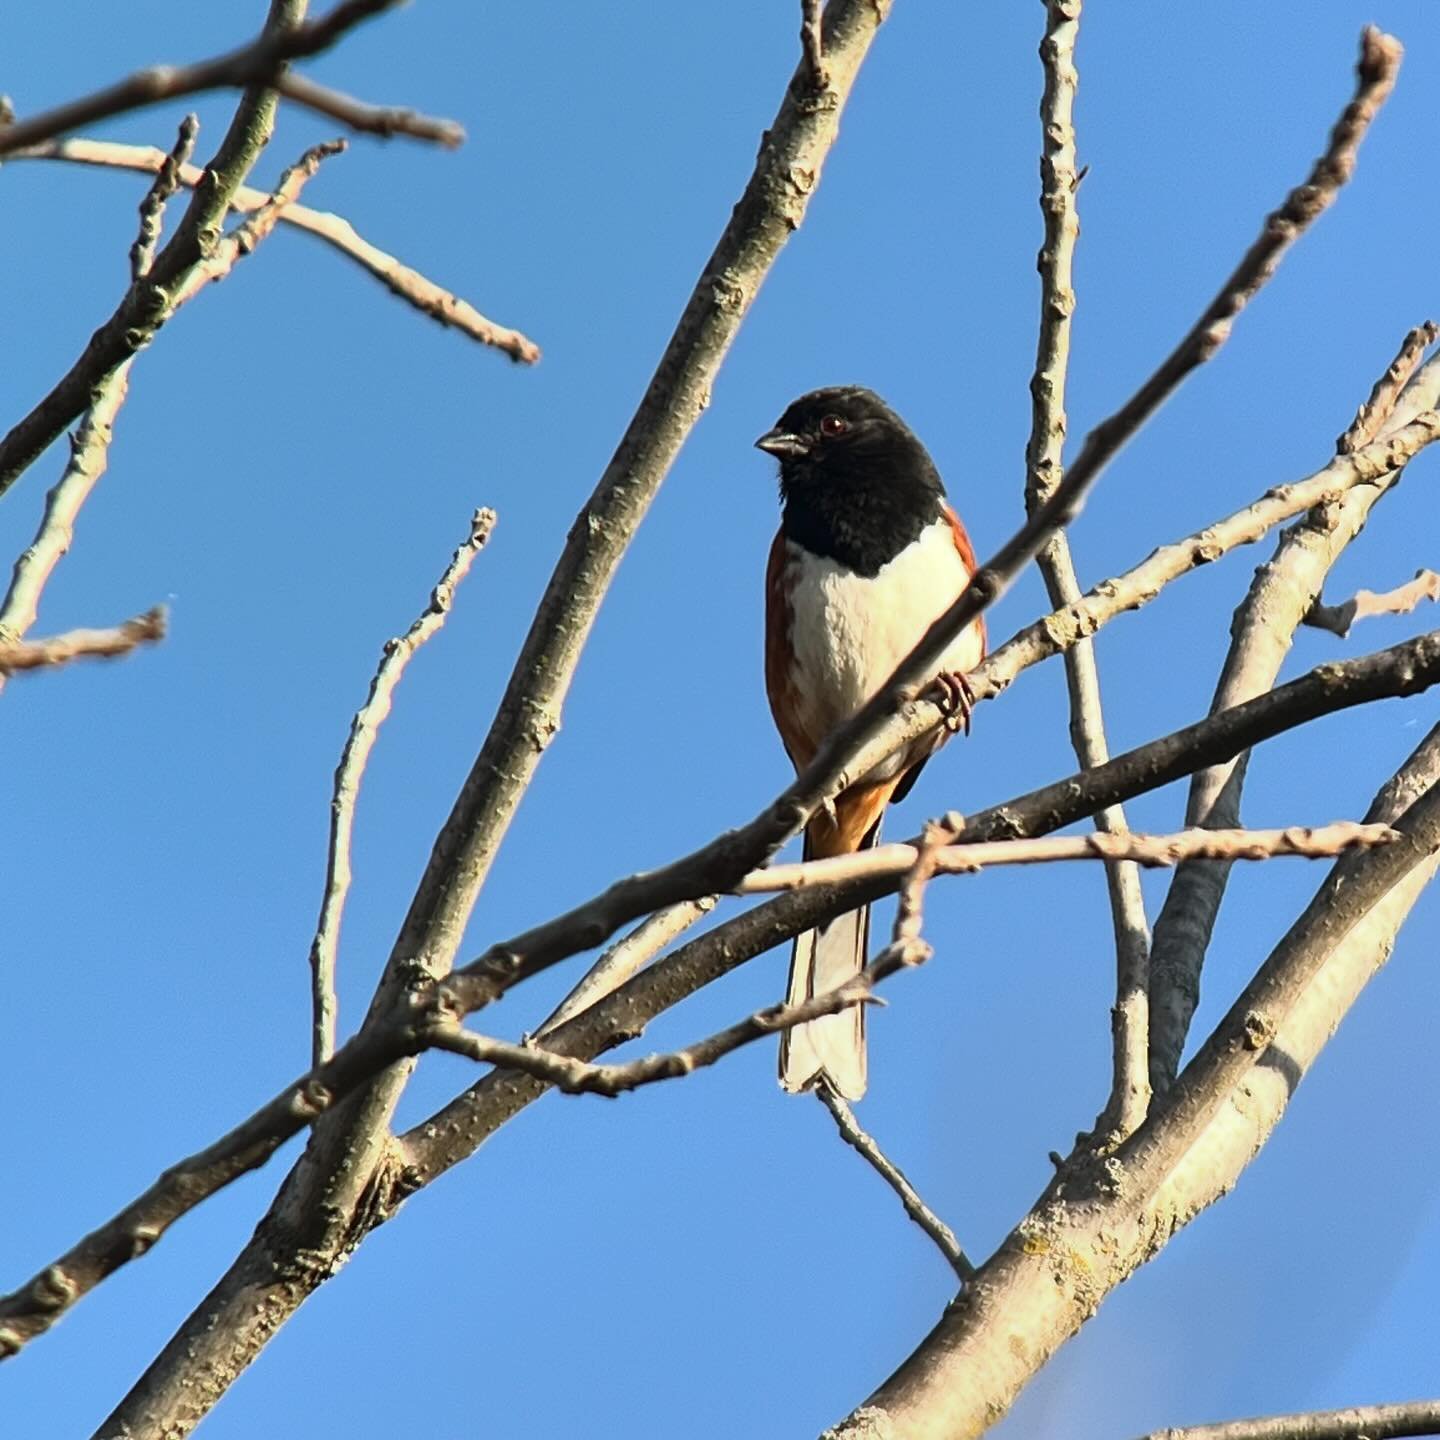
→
(820, 413, 848, 436)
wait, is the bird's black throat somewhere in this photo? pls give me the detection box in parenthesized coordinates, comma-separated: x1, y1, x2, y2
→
(780, 456, 946, 578)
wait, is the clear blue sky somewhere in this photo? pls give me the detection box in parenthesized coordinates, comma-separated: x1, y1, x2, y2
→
(3, 3, 1439, 1437)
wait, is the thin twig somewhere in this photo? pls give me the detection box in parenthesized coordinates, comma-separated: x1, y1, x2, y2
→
(171, 138, 346, 304)
(435, 976, 886, 1097)
(1339, 321, 1438, 452)
(535, 897, 716, 1036)
(1134, 1397, 1440, 1440)
(816, 826, 974, 1282)
(6, 137, 540, 361)
(1025, 0, 1152, 1138)
(818, 1089, 974, 1283)
(309, 509, 497, 1066)
(0, 607, 166, 674)
(0, 0, 314, 499)
(738, 822, 1399, 892)
(129, 115, 199, 281)
(0, 0, 457, 156)
(0, 372, 132, 650)
(274, 70, 462, 147)
(800, 0, 828, 86)
(1304, 568, 1440, 638)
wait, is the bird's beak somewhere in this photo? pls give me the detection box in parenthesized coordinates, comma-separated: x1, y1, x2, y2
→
(755, 428, 810, 460)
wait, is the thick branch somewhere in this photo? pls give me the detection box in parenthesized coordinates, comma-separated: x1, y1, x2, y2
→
(0, 0, 457, 156)
(6, 136, 539, 360)
(1136, 1398, 1440, 1440)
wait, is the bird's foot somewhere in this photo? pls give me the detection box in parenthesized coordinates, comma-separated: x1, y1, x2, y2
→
(931, 670, 976, 736)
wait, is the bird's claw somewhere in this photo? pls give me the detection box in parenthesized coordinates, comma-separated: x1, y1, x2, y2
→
(931, 671, 976, 736)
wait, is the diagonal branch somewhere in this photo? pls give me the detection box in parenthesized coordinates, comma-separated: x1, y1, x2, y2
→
(1134, 1397, 1440, 1440)
(0, 0, 459, 157)
(309, 508, 497, 1065)
(1025, 0, 1152, 1138)
(0, 0, 314, 499)
(1148, 333, 1440, 1091)
(826, 726, 1440, 1438)
(5, 136, 540, 361)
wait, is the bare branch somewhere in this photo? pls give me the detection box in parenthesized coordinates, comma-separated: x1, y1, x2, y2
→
(442, 418, 1440, 1022)
(800, 0, 828, 87)
(6, 137, 541, 361)
(309, 508, 497, 1066)
(1135, 1397, 1440, 1440)
(1149, 338, 1440, 1090)
(825, 728, 1440, 1438)
(0, 370, 132, 654)
(0, 0, 457, 157)
(272, 70, 463, 148)
(0, 0, 315, 499)
(0, 607, 166, 675)
(535, 897, 716, 1036)
(818, 1088, 975, 1283)
(95, 8, 906, 1430)
(432, 977, 884, 1098)
(1304, 567, 1440, 638)
(171, 138, 346, 304)
(1025, 0, 1152, 1138)
(400, 630, 1440, 1189)
(129, 114, 198, 281)
(738, 822, 1399, 892)
(1339, 321, 1438, 452)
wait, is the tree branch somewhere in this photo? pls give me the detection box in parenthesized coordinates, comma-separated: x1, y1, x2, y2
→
(5, 136, 540, 360)
(1148, 333, 1440, 1091)
(398, 629, 1440, 1192)
(0, 607, 166, 674)
(1024, 0, 1152, 1139)
(0, 0, 458, 156)
(1135, 1398, 1440, 1440)
(1303, 567, 1440, 638)
(0, 0, 314, 498)
(92, 8, 903, 1433)
(825, 726, 1440, 1438)
(819, 1088, 975, 1283)
(737, 822, 1399, 892)
(309, 508, 497, 1065)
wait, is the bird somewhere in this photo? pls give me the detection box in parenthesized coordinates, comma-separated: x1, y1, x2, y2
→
(757, 386, 985, 1100)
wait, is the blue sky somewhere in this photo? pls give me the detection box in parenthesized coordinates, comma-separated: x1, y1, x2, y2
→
(3, 3, 1439, 1437)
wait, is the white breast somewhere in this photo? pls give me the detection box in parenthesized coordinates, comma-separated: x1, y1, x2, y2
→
(784, 519, 982, 773)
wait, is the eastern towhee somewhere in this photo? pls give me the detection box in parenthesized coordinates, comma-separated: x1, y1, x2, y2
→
(758, 386, 985, 1100)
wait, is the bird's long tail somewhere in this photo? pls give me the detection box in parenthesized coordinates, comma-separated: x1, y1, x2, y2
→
(778, 825, 875, 1101)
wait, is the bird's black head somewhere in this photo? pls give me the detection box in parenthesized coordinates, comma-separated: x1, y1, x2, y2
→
(756, 386, 947, 576)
